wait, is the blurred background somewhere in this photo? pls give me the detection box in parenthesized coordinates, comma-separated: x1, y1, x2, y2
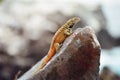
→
(0, 0, 120, 80)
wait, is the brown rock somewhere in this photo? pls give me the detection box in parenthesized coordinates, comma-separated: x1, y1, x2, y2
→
(18, 26, 101, 80)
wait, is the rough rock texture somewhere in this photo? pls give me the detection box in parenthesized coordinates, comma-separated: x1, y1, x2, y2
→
(18, 26, 101, 80)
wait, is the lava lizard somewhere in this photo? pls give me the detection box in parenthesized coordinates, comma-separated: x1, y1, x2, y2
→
(34, 17, 80, 74)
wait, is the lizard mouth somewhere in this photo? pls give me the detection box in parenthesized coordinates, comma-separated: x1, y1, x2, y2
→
(69, 25, 74, 28)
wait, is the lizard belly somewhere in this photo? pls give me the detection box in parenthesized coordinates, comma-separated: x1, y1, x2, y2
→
(54, 33, 67, 44)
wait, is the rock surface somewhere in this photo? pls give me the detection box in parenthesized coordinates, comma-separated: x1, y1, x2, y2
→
(18, 26, 101, 80)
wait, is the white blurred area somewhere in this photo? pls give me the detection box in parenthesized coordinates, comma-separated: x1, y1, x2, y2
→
(100, 47, 120, 75)
(0, 0, 120, 75)
(102, 0, 120, 38)
(0, 0, 103, 55)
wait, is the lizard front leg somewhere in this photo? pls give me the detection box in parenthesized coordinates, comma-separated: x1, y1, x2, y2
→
(54, 28, 73, 52)
(64, 28, 73, 36)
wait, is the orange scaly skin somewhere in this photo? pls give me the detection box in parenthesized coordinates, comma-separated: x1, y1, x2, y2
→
(34, 17, 80, 74)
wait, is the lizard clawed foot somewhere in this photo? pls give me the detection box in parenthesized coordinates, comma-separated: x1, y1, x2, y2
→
(54, 43, 61, 51)
(64, 28, 73, 36)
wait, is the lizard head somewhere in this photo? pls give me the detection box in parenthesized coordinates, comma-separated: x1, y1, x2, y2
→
(71, 17, 80, 23)
(65, 17, 80, 28)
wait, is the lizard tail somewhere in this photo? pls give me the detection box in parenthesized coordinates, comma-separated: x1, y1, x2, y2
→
(34, 48, 56, 74)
